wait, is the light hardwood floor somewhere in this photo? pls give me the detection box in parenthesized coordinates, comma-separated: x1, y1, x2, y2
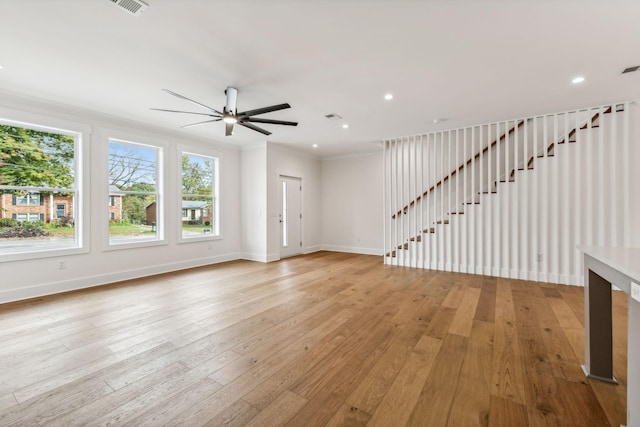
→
(0, 251, 627, 426)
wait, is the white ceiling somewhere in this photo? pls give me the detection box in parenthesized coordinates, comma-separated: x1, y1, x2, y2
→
(1, 0, 639, 157)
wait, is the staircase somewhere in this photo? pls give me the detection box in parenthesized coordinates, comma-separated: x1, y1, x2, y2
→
(383, 103, 629, 285)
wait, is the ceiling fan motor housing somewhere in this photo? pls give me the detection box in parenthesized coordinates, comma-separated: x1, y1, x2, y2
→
(225, 87, 238, 115)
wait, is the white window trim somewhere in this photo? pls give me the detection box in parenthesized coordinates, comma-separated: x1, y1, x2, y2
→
(103, 134, 167, 251)
(0, 108, 90, 263)
(177, 146, 222, 244)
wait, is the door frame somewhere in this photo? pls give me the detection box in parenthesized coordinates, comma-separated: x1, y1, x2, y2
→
(278, 174, 303, 259)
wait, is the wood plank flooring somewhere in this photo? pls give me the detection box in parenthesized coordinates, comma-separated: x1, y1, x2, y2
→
(0, 251, 627, 426)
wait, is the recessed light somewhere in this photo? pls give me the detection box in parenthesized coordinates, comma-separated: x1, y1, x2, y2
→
(433, 118, 441, 124)
(342, 124, 349, 129)
(572, 76, 585, 84)
(0, 65, 4, 70)
(312, 144, 318, 148)
(384, 93, 393, 101)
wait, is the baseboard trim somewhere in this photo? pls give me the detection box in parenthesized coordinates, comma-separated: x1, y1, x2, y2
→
(241, 252, 268, 263)
(0, 252, 242, 304)
(320, 245, 383, 256)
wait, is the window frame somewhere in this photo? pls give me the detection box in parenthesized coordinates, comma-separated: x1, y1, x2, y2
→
(0, 108, 89, 262)
(178, 148, 221, 243)
(105, 136, 166, 250)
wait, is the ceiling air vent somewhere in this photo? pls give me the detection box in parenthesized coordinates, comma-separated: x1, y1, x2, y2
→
(324, 113, 342, 121)
(108, 0, 148, 17)
(622, 65, 640, 74)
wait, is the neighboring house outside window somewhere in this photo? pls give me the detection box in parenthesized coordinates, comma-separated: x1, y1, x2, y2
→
(180, 152, 218, 239)
(0, 193, 75, 223)
(107, 186, 123, 221)
(0, 121, 81, 257)
(108, 139, 161, 245)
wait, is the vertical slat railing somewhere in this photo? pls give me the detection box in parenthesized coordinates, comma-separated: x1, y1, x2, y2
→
(541, 116, 548, 281)
(447, 129, 453, 270)
(551, 113, 559, 283)
(531, 116, 539, 280)
(622, 103, 630, 247)
(597, 106, 605, 246)
(383, 102, 627, 284)
(395, 138, 400, 265)
(496, 122, 506, 275)
(586, 111, 593, 248)
(431, 133, 437, 269)
(609, 105, 618, 247)
(573, 111, 582, 280)
(562, 113, 570, 283)
(462, 128, 467, 273)
(503, 120, 510, 277)
(383, 140, 387, 261)
(470, 126, 476, 274)
(522, 118, 529, 279)
(479, 125, 485, 274)
(512, 119, 519, 279)
(486, 123, 493, 275)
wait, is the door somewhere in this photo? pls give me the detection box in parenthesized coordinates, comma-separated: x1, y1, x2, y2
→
(280, 176, 302, 258)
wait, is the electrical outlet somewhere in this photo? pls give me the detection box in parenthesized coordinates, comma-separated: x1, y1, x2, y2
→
(537, 253, 543, 262)
(58, 260, 66, 269)
(208, 243, 213, 250)
(631, 282, 640, 303)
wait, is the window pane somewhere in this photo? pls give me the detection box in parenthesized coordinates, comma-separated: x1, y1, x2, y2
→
(0, 122, 78, 256)
(181, 196, 214, 237)
(108, 140, 160, 244)
(181, 153, 217, 239)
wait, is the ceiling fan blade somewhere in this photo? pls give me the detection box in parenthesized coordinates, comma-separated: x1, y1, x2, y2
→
(238, 103, 291, 118)
(225, 122, 234, 136)
(244, 118, 298, 126)
(181, 118, 222, 129)
(239, 122, 272, 136)
(150, 108, 221, 117)
(162, 89, 223, 115)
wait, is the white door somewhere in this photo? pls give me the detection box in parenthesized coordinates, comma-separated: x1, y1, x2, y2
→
(280, 176, 302, 258)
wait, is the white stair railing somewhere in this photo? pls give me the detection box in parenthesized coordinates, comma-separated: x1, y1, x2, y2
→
(383, 103, 629, 285)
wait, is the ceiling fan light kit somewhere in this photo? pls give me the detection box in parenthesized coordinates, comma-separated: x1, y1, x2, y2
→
(151, 86, 297, 137)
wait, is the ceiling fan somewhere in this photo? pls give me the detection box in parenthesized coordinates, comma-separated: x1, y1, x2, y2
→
(151, 87, 298, 136)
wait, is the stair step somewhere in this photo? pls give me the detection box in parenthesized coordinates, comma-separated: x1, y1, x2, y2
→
(435, 220, 450, 225)
(410, 236, 422, 242)
(423, 227, 435, 233)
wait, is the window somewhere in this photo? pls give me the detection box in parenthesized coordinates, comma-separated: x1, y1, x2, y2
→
(181, 152, 218, 239)
(0, 121, 80, 256)
(14, 193, 41, 205)
(14, 213, 43, 222)
(108, 139, 161, 245)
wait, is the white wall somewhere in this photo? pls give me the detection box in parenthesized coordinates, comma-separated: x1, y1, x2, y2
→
(0, 92, 242, 303)
(321, 151, 384, 255)
(240, 144, 268, 261)
(266, 143, 322, 261)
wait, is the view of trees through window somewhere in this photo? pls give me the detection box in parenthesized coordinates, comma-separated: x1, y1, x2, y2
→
(108, 140, 159, 243)
(181, 152, 218, 238)
(0, 121, 221, 257)
(0, 122, 78, 254)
